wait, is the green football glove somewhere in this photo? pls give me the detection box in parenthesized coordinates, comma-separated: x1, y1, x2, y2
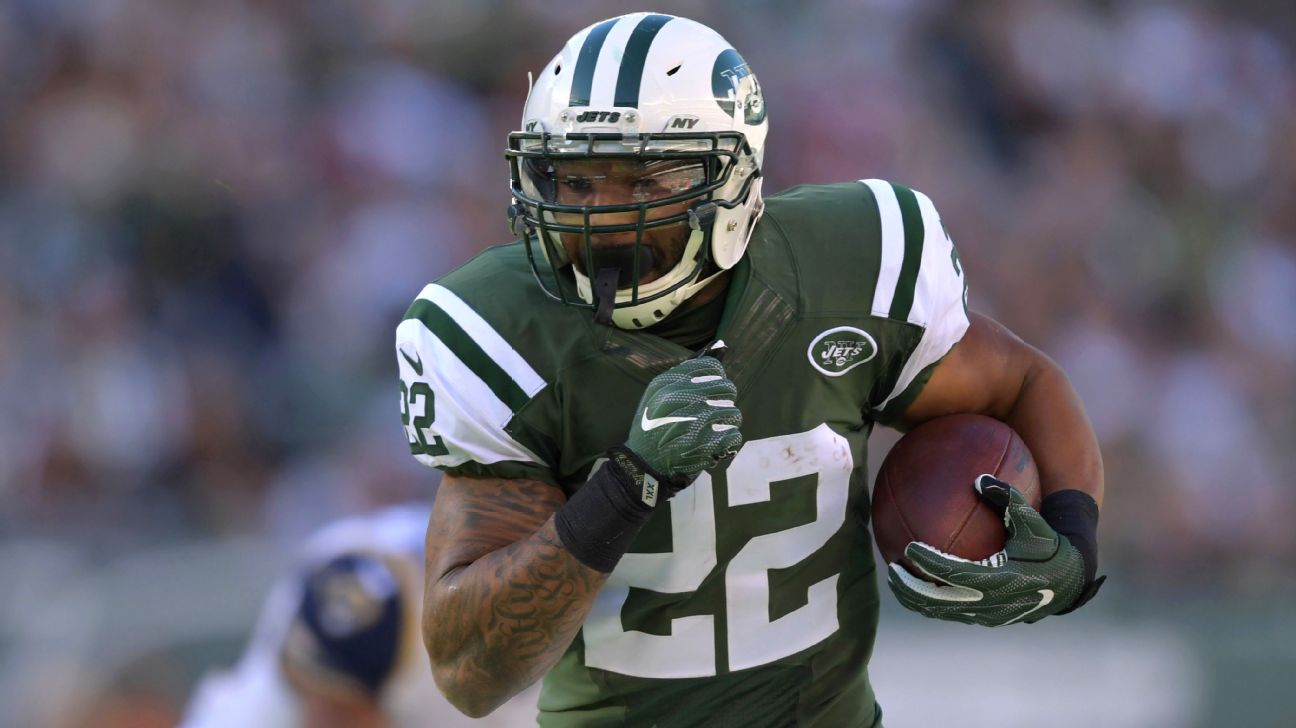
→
(554, 354, 743, 573)
(887, 475, 1090, 627)
(613, 355, 743, 502)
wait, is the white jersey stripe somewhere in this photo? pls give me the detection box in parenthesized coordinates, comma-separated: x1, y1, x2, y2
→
(419, 284, 546, 399)
(861, 179, 905, 317)
(905, 189, 942, 326)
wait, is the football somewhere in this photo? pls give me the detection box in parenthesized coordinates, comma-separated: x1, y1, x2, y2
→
(871, 414, 1041, 573)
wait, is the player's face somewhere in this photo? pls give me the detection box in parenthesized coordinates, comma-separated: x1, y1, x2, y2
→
(544, 158, 707, 287)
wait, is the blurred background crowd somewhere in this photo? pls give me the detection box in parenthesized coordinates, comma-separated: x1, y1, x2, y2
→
(1, 0, 1293, 726)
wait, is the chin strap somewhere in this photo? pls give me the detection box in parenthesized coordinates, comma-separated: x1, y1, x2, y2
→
(593, 267, 620, 326)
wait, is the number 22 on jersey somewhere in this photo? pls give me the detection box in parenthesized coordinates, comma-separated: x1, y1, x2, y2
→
(583, 424, 852, 678)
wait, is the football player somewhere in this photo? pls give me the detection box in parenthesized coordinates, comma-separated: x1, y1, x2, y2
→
(180, 505, 538, 728)
(397, 13, 1105, 727)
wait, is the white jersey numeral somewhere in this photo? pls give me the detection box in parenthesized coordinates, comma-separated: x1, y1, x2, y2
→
(583, 474, 718, 678)
(582, 424, 852, 678)
(725, 425, 849, 670)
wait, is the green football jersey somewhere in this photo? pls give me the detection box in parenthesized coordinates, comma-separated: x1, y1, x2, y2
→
(395, 180, 970, 728)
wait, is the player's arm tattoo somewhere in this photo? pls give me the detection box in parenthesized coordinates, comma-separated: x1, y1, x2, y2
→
(422, 474, 607, 718)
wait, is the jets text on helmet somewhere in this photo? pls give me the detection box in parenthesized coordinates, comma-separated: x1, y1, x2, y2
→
(574, 110, 621, 123)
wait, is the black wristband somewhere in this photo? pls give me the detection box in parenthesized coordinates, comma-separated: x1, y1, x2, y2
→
(1040, 488, 1105, 614)
(554, 458, 656, 573)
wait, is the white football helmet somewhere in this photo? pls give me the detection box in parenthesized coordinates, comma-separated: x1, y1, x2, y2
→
(507, 13, 768, 329)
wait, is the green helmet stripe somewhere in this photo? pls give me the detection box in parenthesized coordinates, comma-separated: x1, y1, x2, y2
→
(888, 182, 926, 321)
(403, 299, 531, 414)
(568, 18, 618, 107)
(613, 14, 674, 108)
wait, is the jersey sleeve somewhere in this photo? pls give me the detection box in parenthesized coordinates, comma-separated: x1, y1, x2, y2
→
(395, 283, 557, 484)
(859, 180, 970, 423)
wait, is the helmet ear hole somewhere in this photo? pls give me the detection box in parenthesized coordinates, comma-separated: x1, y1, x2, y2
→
(666, 64, 681, 76)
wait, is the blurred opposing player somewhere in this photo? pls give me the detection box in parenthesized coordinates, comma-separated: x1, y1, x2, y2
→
(180, 504, 537, 727)
(397, 12, 1106, 727)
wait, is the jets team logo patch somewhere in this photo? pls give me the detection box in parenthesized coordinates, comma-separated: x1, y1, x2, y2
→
(808, 326, 878, 377)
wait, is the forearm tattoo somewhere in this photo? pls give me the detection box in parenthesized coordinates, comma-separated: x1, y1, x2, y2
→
(423, 478, 607, 711)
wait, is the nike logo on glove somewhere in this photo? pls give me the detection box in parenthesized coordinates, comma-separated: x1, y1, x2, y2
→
(1002, 588, 1055, 626)
(641, 411, 698, 431)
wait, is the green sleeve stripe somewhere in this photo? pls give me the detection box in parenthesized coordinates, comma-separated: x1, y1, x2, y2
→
(888, 182, 925, 322)
(404, 299, 531, 414)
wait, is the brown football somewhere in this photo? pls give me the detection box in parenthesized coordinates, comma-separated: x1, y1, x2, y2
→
(871, 414, 1041, 573)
